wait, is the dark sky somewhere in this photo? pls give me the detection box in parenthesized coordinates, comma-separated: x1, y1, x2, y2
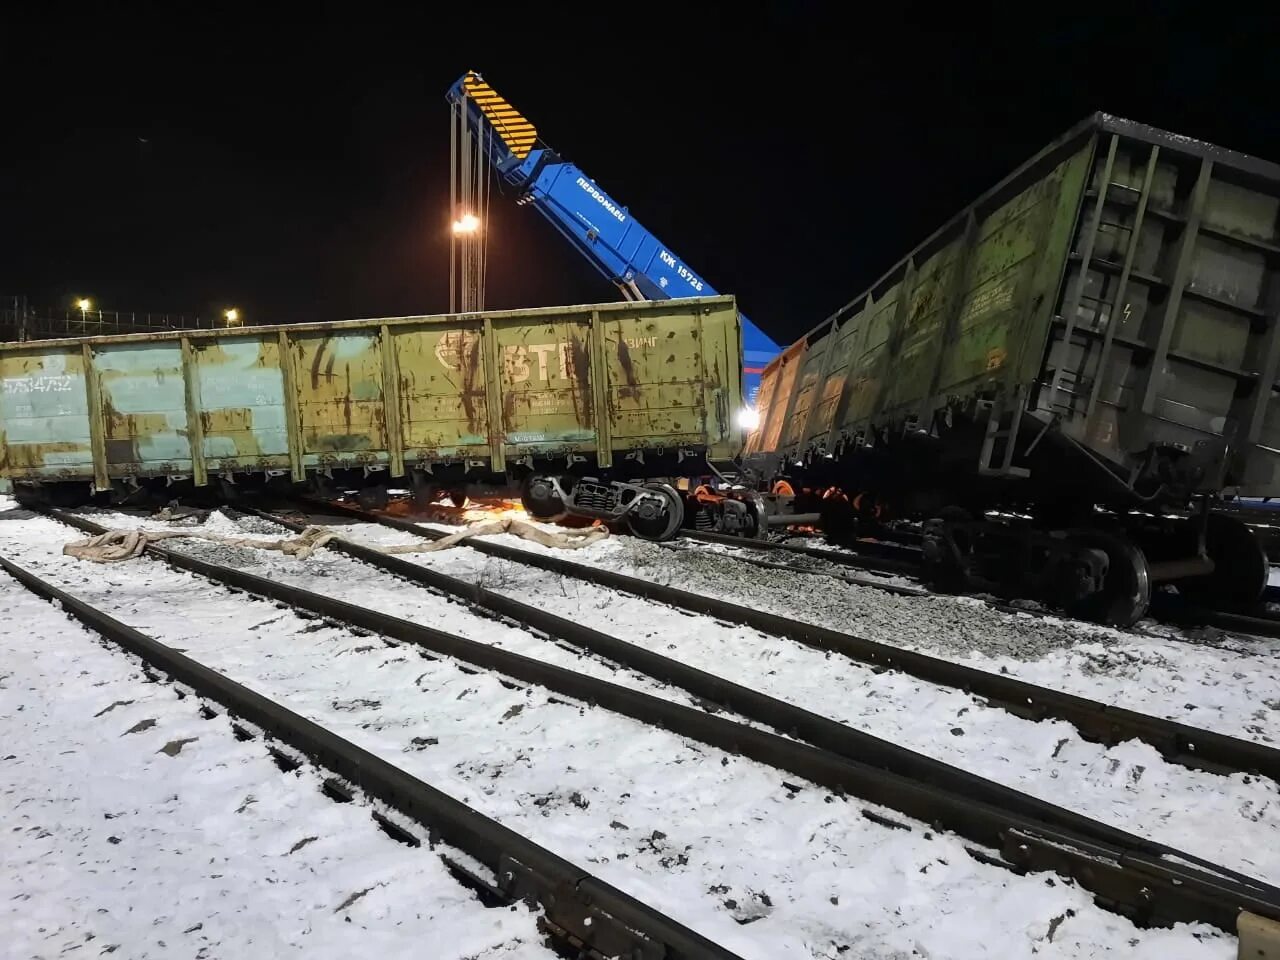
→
(2, 5, 1278, 345)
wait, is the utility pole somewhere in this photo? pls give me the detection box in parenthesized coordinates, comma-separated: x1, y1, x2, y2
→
(449, 88, 489, 314)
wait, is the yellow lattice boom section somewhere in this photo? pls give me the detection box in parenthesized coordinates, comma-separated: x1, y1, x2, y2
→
(462, 71, 538, 160)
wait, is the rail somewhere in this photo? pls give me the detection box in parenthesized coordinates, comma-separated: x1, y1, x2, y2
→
(37, 504, 1280, 935)
(0, 551, 735, 960)
(680, 529, 1280, 639)
(686, 528, 923, 572)
(302, 499, 1280, 785)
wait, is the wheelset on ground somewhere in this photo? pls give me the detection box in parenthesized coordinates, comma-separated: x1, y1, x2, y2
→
(625, 482, 685, 541)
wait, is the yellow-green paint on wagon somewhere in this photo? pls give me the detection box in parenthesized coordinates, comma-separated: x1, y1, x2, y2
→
(0, 296, 742, 488)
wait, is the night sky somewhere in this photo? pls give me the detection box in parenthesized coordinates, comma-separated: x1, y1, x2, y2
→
(2, 5, 1277, 345)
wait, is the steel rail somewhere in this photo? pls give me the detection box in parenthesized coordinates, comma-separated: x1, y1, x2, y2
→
(685, 527, 923, 576)
(660, 539, 928, 598)
(686, 525, 1280, 640)
(234, 504, 1243, 869)
(0, 552, 737, 960)
(39, 506, 1280, 934)
(1153, 601, 1280, 641)
(302, 499, 1280, 787)
(672, 534, 1280, 643)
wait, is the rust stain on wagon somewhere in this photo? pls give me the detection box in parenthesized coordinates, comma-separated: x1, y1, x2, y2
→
(431, 329, 486, 434)
(502, 380, 517, 432)
(2, 297, 744, 486)
(568, 334, 593, 429)
(1, 441, 87, 471)
(105, 438, 138, 464)
(616, 338, 640, 401)
(460, 335, 484, 433)
(341, 363, 354, 432)
(309, 343, 325, 390)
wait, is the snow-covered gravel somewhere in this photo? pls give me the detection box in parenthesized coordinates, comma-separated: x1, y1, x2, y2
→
(47, 503, 1280, 881)
(0, 501, 1237, 958)
(384, 519, 1280, 745)
(0, 569, 547, 960)
(140, 508, 1278, 888)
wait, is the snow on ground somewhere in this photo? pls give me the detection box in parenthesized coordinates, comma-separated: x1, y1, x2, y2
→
(619, 537, 1280, 739)
(0, 504, 1233, 959)
(366, 516, 1280, 746)
(0, 567, 548, 960)
(130, 507, 1280, 887)
(74, 505, 734, 717)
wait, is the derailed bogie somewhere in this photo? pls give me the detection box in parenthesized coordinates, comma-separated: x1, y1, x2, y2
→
(519, 473, 685, 541)
(685, 484, 766, 537)
(920, 515, 1155, 626)
(917, 508, 1268, 626)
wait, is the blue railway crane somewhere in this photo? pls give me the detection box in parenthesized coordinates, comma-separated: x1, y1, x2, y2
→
(446, 71, 778, 411)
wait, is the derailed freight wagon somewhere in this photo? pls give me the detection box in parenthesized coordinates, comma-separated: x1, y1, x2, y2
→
(0, 296, 743, 539)
(743, 114, 1280, 624)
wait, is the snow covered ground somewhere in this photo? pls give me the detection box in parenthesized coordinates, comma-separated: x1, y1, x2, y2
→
(405, 520, 1280, 745)
(0, 500, 1238, 958)
(56, 504, 1280, 881)
(120, 507, 1279, 887)
(0, 563, 548, 960)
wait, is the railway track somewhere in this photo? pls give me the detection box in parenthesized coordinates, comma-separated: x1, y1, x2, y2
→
(687, 528, 924, 580)
(286, 498, 1280, 786)
(0, 570, 563, 958)
(685, 526, 1280, 640)
(12, 506, 1228, 957)
(23, 503, 1280, 950)
(671, 531, 929, 599)
(0, 553, 730, 960)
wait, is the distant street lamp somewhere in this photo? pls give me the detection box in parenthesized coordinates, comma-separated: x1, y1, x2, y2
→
(223, 307, 241, 326)
(76, 297, 91, 315)
(452, 212, 481, 235)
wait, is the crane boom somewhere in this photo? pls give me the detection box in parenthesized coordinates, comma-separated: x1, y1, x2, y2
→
(446, 71, 778, 404)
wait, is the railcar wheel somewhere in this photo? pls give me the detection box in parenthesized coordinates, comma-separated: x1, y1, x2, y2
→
(357, 485, 389, 511)
(819, 491, 856, 545)
(216, 477, 241, 504)
(309, 473, 340, 501)
(739, 495, 766, 539)
(521, 475, 568, 523)
(921, 507, 973, 593)
(627, 482, 685, 542)
(410, 473, 440, 509)
(447, 487, 468, 508)
(13, 482, 44, 508)
(1063, 532, 1151, 627)
(1180, 513, 1269, 609)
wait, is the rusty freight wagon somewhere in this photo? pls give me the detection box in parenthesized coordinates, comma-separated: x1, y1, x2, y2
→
(742, 114, 1280, 625)
(0, 296, 744, 539)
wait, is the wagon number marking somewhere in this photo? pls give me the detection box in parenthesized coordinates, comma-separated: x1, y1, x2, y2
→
(2, 375, 75, 395)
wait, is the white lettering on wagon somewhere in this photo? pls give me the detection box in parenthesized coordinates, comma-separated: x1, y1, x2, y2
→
(2, 375, 75, 395)
(502, 343, 582, 384)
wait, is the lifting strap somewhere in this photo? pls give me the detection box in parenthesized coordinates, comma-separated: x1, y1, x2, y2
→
(64, 518, 608, 564)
